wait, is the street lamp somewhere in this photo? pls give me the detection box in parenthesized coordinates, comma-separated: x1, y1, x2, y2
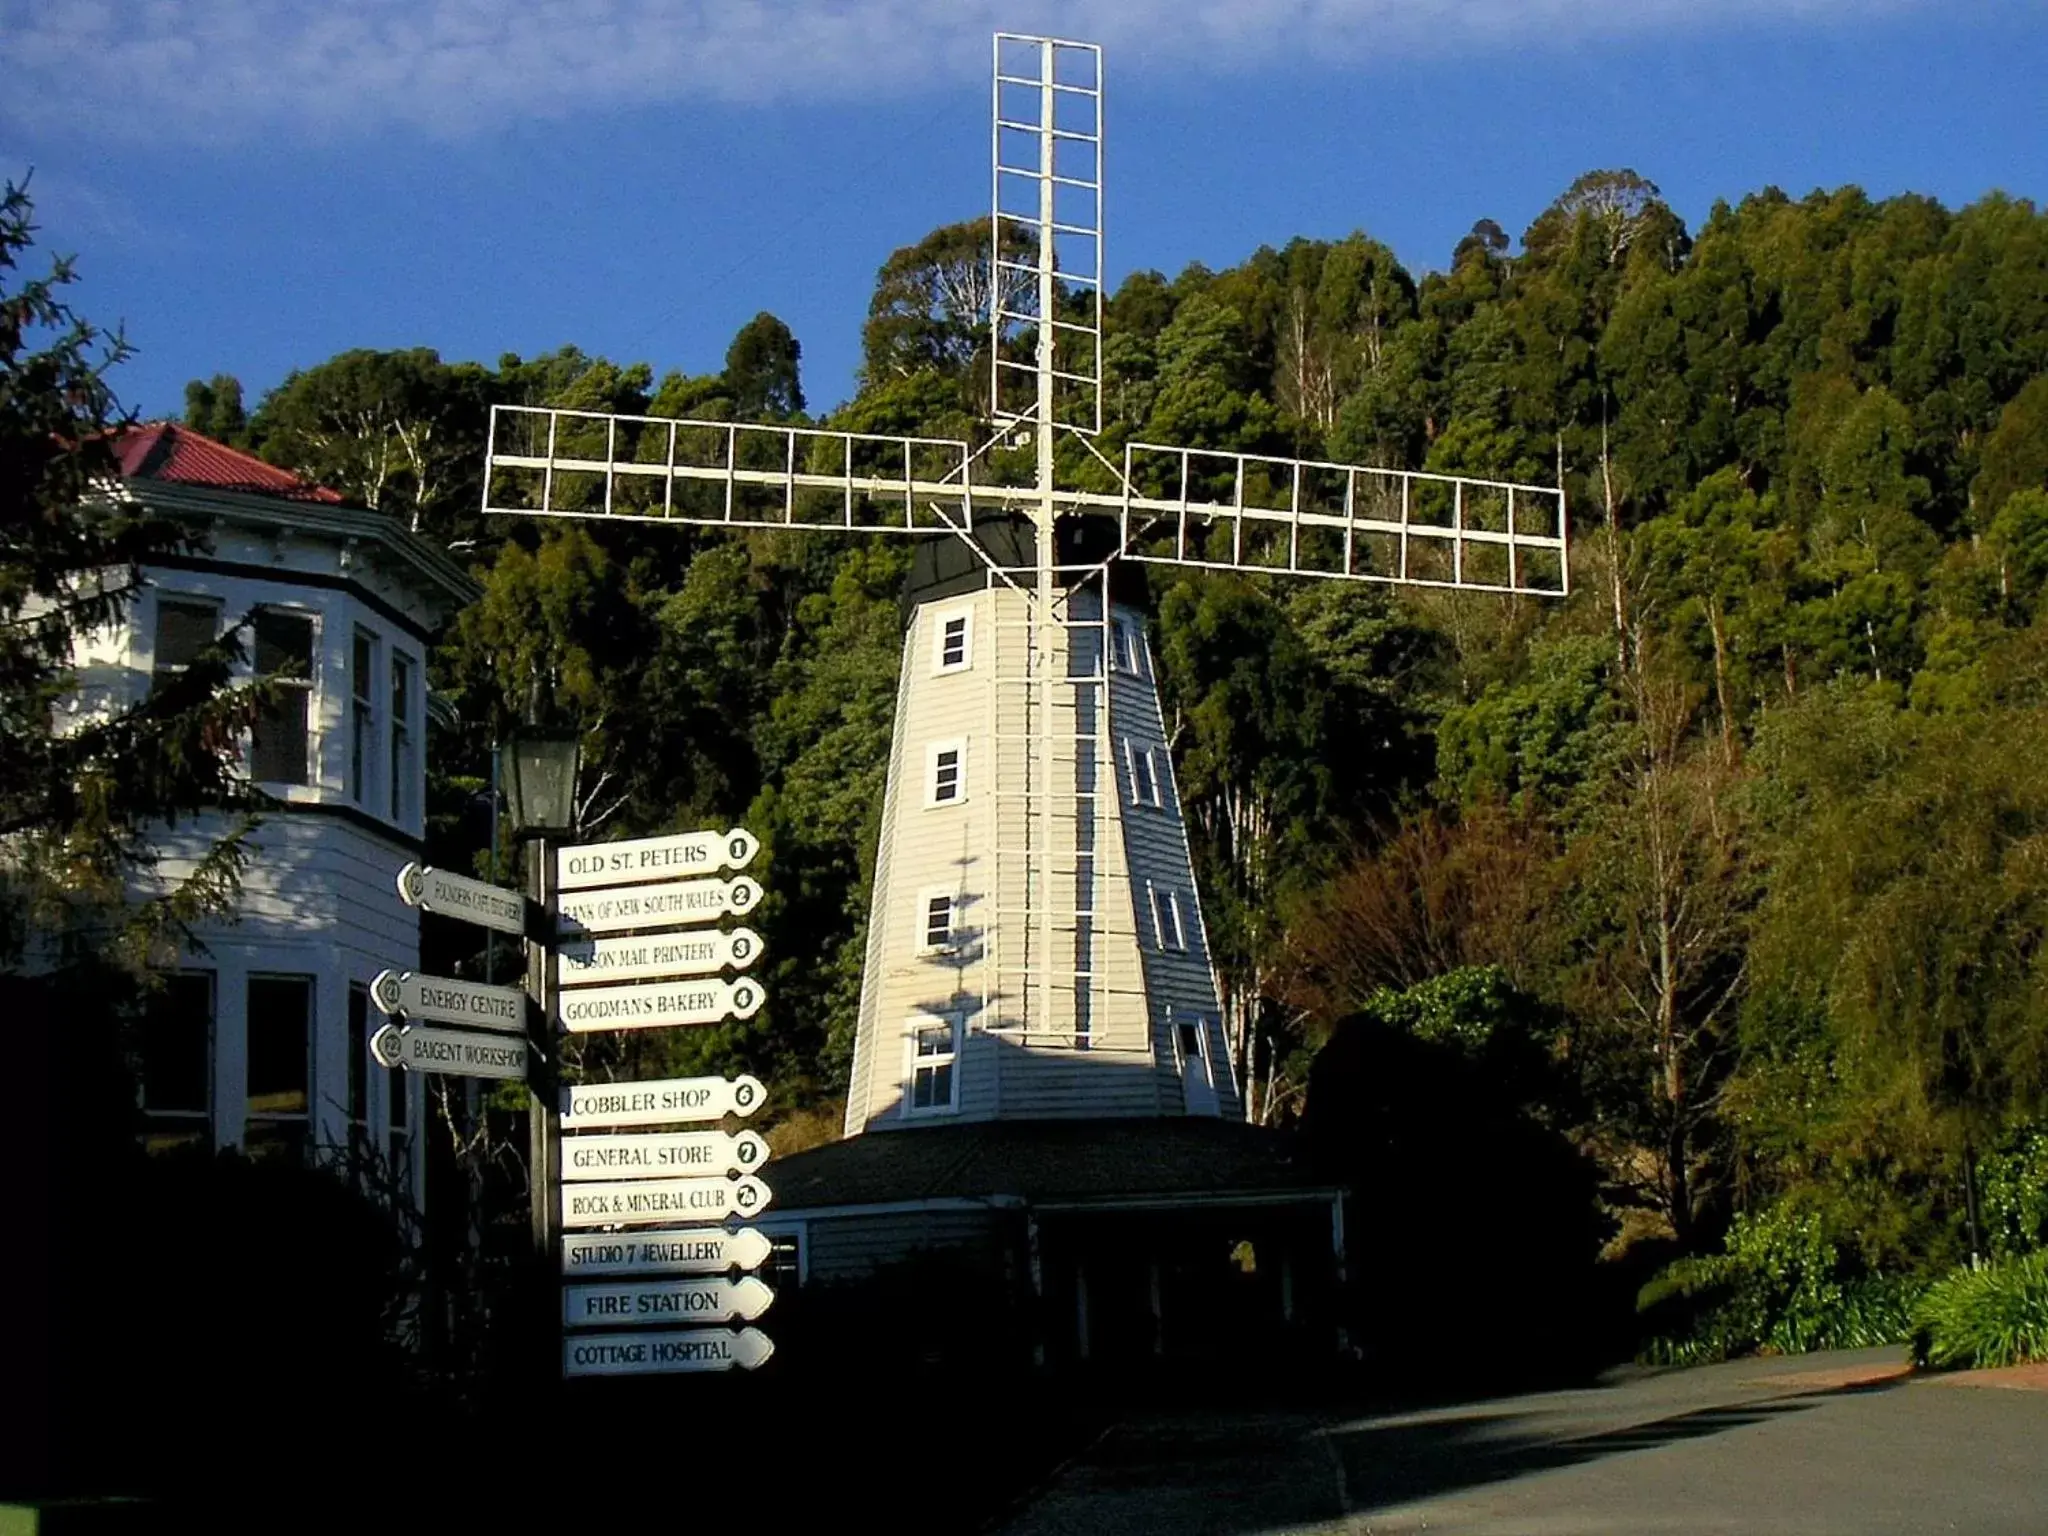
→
(500, 731, 581, 840)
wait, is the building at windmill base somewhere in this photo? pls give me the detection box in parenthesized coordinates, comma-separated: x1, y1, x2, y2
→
(760, 518, 1346, 1371)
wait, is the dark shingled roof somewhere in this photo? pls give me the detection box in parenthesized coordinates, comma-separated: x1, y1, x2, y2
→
(767, 1117, 1335, 1211)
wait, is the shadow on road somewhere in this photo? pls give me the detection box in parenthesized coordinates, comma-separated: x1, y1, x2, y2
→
(1329, 1397, 1817, 1514)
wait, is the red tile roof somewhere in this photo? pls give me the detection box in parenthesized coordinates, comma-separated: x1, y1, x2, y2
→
(112, 422, 344, 504)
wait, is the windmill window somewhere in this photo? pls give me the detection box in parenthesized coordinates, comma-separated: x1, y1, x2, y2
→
(1124, 740, 1160, 807)
(906, 1016, 960, 1115)
(932, 608, 973, 674)
(919, 889, 958, 954)
(1150, 885, 1187, 952)
(1113, 618, 1145, 677)
(926, 738, 968, 807)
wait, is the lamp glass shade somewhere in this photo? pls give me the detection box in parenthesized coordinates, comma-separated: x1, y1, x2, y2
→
(502, 734, 580, 836)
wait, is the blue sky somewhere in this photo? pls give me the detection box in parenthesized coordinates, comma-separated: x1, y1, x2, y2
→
(3, 1, 2043, 422)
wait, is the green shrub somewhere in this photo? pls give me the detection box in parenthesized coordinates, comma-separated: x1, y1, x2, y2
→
(1640, 1202, 1921, 1365)
(1912, 1251, 2048, 1369)
(1978, 1126, 2048, 1260)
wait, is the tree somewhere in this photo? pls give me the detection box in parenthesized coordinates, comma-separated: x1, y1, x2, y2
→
(249, 348, 487, 539)
(0, 178, 258, 976)
(860, 217, 1032, 394)
(722, 312, 805, 420)
(181, 373, 247, 445)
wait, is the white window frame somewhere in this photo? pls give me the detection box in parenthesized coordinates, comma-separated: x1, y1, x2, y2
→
(1123, 739, 1161, 808)
(1149, 882, 1187, 953)
(930, 605, 974, 675)
(1112, 617, 1146, 678)
(1173, 1013, 1214, 1081)
(917, 886, 959, 955)
(903, 1013, 961, 1117)
(925, 737, 969, 808)
(247, 605, 319, 789)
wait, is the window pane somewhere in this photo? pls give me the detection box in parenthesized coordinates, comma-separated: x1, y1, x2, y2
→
(141, 973, 212, 1114)
(915, 1025, 952, 1057)
(254, 610, 314, 677)
(153, 600, 217, 675)
(348, 984, 369, 1126)
(925, 895, 951, 948)
(389, 1063, 408, 1129)
(352, 632, 374, 701)
(246, 976, 310, 1118)
(252, 696, 310, 784)
(1178, 1021, 1201, 1060)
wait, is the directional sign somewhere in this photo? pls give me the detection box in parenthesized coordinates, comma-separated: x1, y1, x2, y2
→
(557, 925, 763, 988)
(369, 1022, 527, 1081)
(562, 1129, 768, 1182)
(564, 1326, 774, 1378)
(395, 862, 526, 936)
(563, 1274, 775, 1329)
(556, 827, 760, 892)
(559, 1074, 766, 1129)
(560, 1227, 775, 1279)
(369, 969, 525, 1033)
(561, 1173, 772, 1228)
(556, 976, 764, 1035)
(554, 875, 761, 937)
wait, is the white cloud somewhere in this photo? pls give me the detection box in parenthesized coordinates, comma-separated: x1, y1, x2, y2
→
(0, 0, 1920, 143)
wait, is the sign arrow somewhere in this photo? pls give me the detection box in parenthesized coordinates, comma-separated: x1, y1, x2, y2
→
(561, 1173, 772, 1228)
(561, 1129, 768, 1181)
(553, 875, 762, 938)
(555, 976, 765, 1034)
(559, 1074, 766, 1129)
(369, 969, 526, 1033)
(563, 1274, 776, 1329)
(369, 1022, 527, 1081)
(395, 862, 527, 936)
(563, 1326, 774, 1377)
(560, 1227, 775, 1279)
(557, 925, 763, 987)
(556, 827, 760, 891)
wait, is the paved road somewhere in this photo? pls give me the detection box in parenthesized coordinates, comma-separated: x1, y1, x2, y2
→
(992, 1348, 2048, 1535)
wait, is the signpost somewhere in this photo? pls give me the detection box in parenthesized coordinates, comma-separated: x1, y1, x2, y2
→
(369, 1022, 528, 1081)
(556, 976, 764, 1034)
(555, 875, 761, 936)
(556, 828, 761, 891)
(564, 1326, 775, 1378)
(561, 1173, 772, 1228)
(369, 969, 526, 1032)
(563, 1275, 775, 1328)
(559, 1074, 766, 1129)
(561, 1129, 769, 1181)
(557, 925, 763, 986)
(560, 1227, 775, 1279)
(396, 861, 528, 935)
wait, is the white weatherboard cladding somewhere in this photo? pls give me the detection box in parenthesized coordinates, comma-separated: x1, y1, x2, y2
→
(563, 1326, 773, 1377)
(846, 590, 1231, 1132)
(560, 1173, 772, 1228)
(560, 1129, 768, 1180)
(555, 875, 760, 936)
(560, 1226, 774, 1278)
(557, 925, 762, 986)
(559, 1073, 765, 1128)
(555, 827, 759, 891)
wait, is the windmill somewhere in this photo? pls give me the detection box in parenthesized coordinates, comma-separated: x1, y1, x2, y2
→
(482, 33, 1567, 1138)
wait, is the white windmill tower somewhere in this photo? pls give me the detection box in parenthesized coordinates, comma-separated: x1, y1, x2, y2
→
(482, 33, 1567, 1141)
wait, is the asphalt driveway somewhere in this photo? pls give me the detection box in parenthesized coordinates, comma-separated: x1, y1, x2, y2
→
(992, 1348, 2048, 1535)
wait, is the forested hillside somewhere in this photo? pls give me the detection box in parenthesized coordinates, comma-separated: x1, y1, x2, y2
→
(202, 170, 2048, 1340)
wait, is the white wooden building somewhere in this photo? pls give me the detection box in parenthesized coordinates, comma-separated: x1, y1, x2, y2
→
(84, 425, 477, 1201)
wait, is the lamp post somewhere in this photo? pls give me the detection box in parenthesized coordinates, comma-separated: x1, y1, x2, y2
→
(500, 731, 580, 1360)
